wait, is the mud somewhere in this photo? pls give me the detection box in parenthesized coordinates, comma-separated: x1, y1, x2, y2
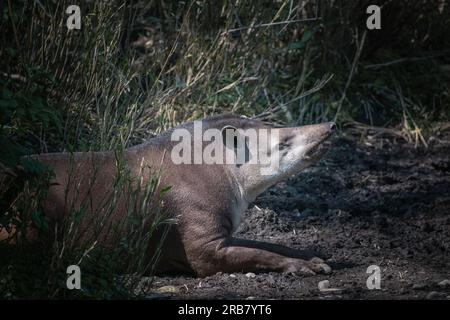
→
(148, 129, 450, 299)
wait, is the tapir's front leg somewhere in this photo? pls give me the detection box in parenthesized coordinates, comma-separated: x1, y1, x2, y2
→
(229, 238, 327, 260)
(184, 235, 332, 277)
(178, 206, 332, 277)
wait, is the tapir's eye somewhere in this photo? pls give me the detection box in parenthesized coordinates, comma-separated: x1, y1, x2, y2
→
(278, 137, 292, 150)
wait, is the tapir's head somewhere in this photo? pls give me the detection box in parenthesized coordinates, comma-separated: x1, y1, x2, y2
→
(265, 121, 336, 176)
(180, 114, 336, 202)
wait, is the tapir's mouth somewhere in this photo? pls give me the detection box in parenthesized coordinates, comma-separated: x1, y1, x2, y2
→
(304, 131, 334, 160)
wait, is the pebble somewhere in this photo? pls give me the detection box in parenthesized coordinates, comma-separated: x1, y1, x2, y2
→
(229, 274, 236, 278)
(412, 283, 426, 290)
(245, 272, 256, 278)
(318, 280, 330, 290)
(426, 291, 440, 300)
(438, 279, 450, 288)
(156, 285, 179, 294)
(318, 280, 342, 293)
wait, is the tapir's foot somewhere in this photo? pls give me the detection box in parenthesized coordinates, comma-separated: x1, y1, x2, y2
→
(283, 257, 332, 276)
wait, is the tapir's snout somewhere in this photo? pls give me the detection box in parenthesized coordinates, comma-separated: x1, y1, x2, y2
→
(278, 121, 336, 162)
(278, 121, 336, 146)
(310, 121, 336, 145)
(300, 121, 336, 159)
(328, 122, 337, 132)
(295, 121, 336, 143)
(318, 122, 336, 135)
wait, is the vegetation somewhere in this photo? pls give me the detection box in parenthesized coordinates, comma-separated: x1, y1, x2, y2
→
(0, 0, 449, 298)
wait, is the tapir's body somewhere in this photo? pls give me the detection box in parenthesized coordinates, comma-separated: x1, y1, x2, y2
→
(1, 114, 335, 277)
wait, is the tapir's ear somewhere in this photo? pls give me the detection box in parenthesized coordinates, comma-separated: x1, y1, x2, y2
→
(221, 125, 251, 165)
(221, 125, 239, 149)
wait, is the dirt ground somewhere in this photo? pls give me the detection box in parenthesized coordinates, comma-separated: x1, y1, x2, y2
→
(147, 129, 450, 300)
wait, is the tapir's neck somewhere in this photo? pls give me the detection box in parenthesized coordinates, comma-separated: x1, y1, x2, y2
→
(232, 165, 283, 203)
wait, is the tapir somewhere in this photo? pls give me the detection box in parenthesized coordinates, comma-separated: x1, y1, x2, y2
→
(0, 114, 336, 277)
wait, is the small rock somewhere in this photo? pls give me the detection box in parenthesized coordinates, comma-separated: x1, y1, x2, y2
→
(245, 272, 256, 278)
(229, 274, 236, 278)
(426, 291, 440, 300)
(245, 296, 256, 300)
(438, 279, 450, 288)
(318, 280, 342, 293)
(156, 285, 179, 294)
(318, 280, 330, 290)
(412, 283, 427, 290)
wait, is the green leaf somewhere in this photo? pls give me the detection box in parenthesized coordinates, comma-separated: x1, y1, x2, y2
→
(160, 185, 172, 194)
(286, 30, 312, 50)
(301, 30, 312, 43)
